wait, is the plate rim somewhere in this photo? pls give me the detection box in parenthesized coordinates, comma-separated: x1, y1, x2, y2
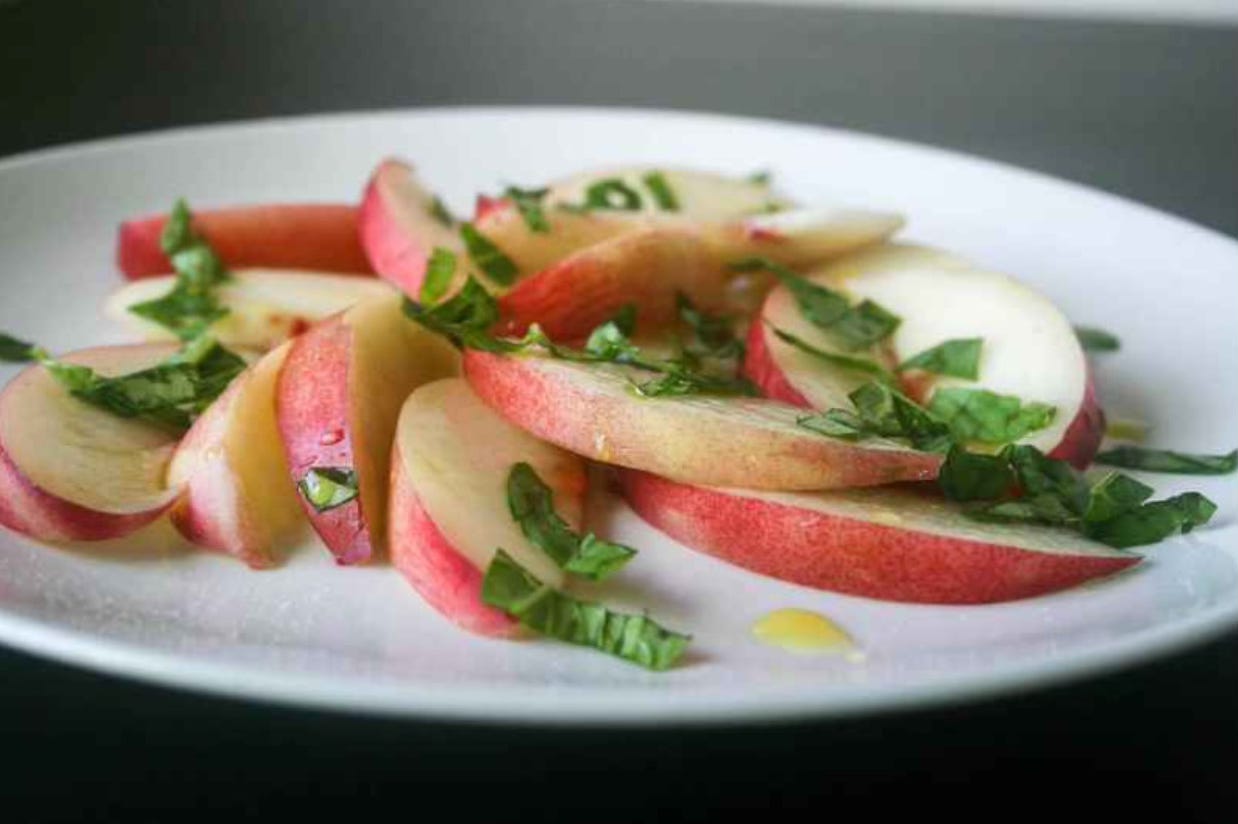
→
(1, 104, 1235, 725)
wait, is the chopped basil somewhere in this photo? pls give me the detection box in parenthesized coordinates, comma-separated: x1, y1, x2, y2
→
(429, 195, 454, 227)
(796, 381, 952, 452)
(129, 199, 231, 341)
(37, 336, 245, 433)
(507, 463, 636, 580)
(1075, 326, 1120, 352)
(768, 325, 893, 382)
(795, 411, 868, 441)
(630, 365, 757, 399)
(897, 338, 983, 380)
(503, 186, 550, 233)
(729, 257, 901, 351)
(641, 172, 679, 212)
(927, 388, 1056, 445)
(747, 170, 772, 185)
(402, 276, 501, 350)
(420, 247, 457, 305)
(582, 179, 644, 211)
(459, 223, 518, 287)
(297, 467, 359, 513)
(0, 332, 36, 362)
(584, 305, 641, 363)
(937, 444, 1217, 549)
(1094, 446, 1238, 475)
(481, 550, 690, 671)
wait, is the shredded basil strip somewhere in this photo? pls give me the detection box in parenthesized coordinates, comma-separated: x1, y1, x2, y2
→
(897, 338, 983, 380)
(798, 381, 953, 452)
(937, 444, 1217, 549)
(677, 293, 744, 360)
(507, 463, 636, 580)
(128, 199, 231, 341)
(927, 387, 1056, 445)
(729, 257, 901, 351)
(582, 179, 644, 211)
(0, 332, 37, 362)
(429, 195, 454, 227)
(1094, 446, 1237, 475)
(481, 550, 690, 671)
(768, 325, 893, 382)
(297, 467, 359, 513)
(1075, 326, 1120, 352)
(36, 336, 245, 433)
(420, 247, 458, 305)
(459, 223, 518, 287)
(503, 186, 550, 233)
(641, 172, 679, 212)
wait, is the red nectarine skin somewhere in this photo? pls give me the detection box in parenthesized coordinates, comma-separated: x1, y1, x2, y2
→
(1046, 371, 1105, 470)
(359, 161, 433, 296)
(618, 470, 1140, 604)
(277, 319, 371, 565)
(388, 460, 516, 637)
(0, 441, 174, 542)
(117, 204, 371, 279)
(495, 230, 726, 341)
(742, 320, 813, 408)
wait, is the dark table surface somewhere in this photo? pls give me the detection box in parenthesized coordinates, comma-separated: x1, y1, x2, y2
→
(2, 1, 1236, 819)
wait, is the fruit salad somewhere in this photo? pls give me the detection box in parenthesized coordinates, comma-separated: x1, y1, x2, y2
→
(0, 161, 1232, 672)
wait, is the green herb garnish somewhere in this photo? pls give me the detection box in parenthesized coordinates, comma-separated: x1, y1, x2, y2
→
(927, 388, 1056, 445)
(641, 172, 679, 212)
(503, 186, 550, 233)
(582, 179, 644, 211)
(729, 257, 901, 351)
(481, 550, 690, 671)
(1075, 326, 1120, 353)
(128, 199, 231, 341)
(429, 196, 454, 227)
(937, 444, 1217, 548)
(747, 170, 772, 185)
(420, 247, 458, 305)
(37, 335, 245, 433)
(1094, 446, 1238, 475)
(459, 223, 518, 287)
(768, 325, 893, 382)
(297, 467, 360, 513)
(897, 338, 983, 380)
(0, 332, 36, 362)
(507, 463, 636, 580)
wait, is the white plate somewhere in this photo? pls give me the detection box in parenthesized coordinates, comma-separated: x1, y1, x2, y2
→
(0, 107, 1235, 724)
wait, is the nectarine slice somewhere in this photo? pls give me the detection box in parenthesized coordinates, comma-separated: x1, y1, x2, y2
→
(105, 269, 393, 351)
(389, 378, 585, 635)
(619, 469, 1140, 604)
(276, 295, 458, 565)
(543, 166, 788, 221)
(167, 342, 302, 568)
(462, 349, 940, 490)
(117, 204, 371, 279)
(745, 244, 1104, 466)
(0, 344, 182, 542)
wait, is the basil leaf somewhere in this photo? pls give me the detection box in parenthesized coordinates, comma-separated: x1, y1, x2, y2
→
(130, 199, 231, 341)
(897, 338, 983, 380)
(1003, 444, 1091, 515)
(420, 247, 457, 305)
(584, 305, 642, 364)
(297, 467, 359, 513)
(677, 293, 743, 359)
(641, 171, 679, 212)
(507, 462, 636, 580)
(460, 223, 518, 287)
(729, 257, 901, 351)
(1094, 446, 1238, 475)
(403, 277, 502, 350)
(937, 445, 1015, 501)
(631, 365, 757, 398)
(429, 195, 454, 227)
(582, 179, 643, 211)
(768, 325, 893, 382)
(1075, 326, 1120, 352)
(38, 336, 245, 433)
(795, 411, 868, 441)
(503, 186, 550, 233)
(1083, 472, 1154, 524)
(928, 388, 1056, 445)
(0, 332, 36, 362)
(1085, 492, 1216, 549)
(849, 381, 953, 452)
(481, 550, 690, 671)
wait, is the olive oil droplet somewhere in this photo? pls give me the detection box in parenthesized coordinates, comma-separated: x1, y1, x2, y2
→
(752, 608, 859, 657)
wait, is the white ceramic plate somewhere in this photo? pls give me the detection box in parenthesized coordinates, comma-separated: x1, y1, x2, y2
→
(0, 107, 1235, 724)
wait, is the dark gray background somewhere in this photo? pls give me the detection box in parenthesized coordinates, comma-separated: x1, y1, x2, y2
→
(1, 0, 1236, 820)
